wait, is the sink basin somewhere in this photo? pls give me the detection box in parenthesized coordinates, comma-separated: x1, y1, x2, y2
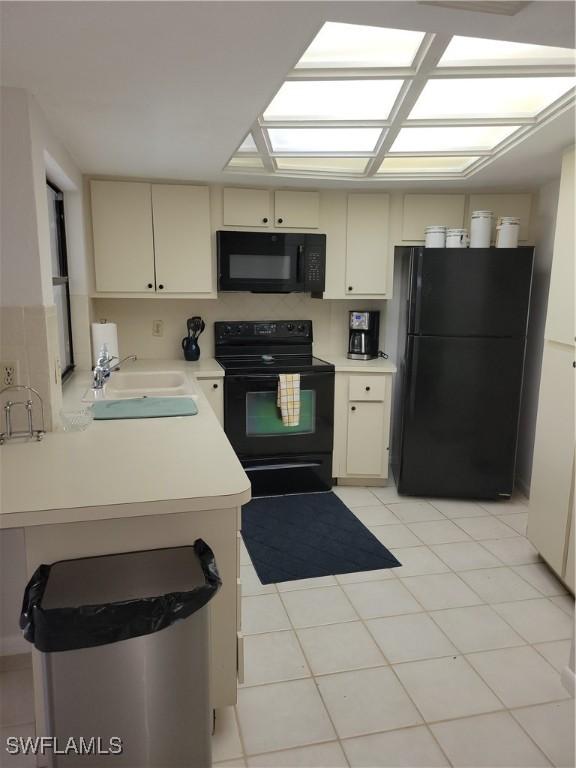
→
(103, 370, 198, 399)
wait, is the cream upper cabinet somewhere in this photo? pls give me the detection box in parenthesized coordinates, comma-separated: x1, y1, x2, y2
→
(527, 341, 575, 577)
(91, 181, 214, 296)
(151, 185, 212, 294)
(222, 188, 271, 227)
(545, 148, 574, 346)
(91, 181, 155, 293)
(467, 193, 532, 242)
(274, 191, 319, 228)
(402, 194, 465, 241)
(346, 193, 390, 296)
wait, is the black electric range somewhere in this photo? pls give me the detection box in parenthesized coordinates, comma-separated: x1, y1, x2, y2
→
(215, 321, 335, 496)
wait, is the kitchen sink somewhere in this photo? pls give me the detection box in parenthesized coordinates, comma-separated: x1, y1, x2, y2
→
(102, 370, 198, 399)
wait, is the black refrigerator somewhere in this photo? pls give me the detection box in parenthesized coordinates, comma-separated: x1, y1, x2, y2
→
(391, 246, 534, 500)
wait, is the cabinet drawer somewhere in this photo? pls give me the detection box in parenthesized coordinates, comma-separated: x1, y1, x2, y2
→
(349, 375, 387, 402)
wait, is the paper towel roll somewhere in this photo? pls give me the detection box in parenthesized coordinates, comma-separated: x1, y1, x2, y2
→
(91, 321, 119, 367)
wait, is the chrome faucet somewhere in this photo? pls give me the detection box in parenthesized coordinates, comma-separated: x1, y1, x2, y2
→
(92, 351, 137, 390)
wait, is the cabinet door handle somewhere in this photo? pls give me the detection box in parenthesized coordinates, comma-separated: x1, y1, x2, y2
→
(147, 283, 153, 289)
(212, 383, 219, 389)
(277, 217, 283, 224)
(158, 284, 164, 290)
(365, 386, 371, 391)
(348, 286, 353, 291)
(351, 405, 356, 411)
(262, 217, 268, 224)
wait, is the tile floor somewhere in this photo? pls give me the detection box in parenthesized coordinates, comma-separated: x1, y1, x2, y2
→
(216, 485, 575, 767)
(0, 486, 573, 768)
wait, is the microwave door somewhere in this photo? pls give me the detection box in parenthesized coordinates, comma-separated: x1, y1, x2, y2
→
(218, 231, 300, 292)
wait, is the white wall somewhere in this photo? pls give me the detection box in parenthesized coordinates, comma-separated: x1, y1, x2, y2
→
(0, 87, 91, 656)
(516, 179, 560, 495)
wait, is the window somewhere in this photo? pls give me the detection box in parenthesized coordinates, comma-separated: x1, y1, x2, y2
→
(47, 181, 74, 380)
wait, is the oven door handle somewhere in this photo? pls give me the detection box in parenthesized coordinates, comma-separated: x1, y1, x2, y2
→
(226, 372, 333, 383)
(244, 462, 321, 472)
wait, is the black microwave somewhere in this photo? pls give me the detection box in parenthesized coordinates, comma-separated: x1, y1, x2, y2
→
(217, 230, 326, 294)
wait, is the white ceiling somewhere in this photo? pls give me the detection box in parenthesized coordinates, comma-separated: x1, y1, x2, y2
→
(1, 1, 574, 190)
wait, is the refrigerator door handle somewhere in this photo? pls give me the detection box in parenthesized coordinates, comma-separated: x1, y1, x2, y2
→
(407, 338, 419, 417)
(408, 247, 423, 335)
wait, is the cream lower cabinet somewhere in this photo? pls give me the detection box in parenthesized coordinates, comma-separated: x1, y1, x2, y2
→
(197, 377, 224, 424)
(528, 340, 575, 587)
(333, 372, 393, 482)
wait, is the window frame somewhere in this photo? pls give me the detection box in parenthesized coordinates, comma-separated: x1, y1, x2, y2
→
(47, 179, 75, 381)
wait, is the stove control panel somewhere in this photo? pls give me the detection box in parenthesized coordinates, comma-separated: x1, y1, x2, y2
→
(215, 320, 312, 342)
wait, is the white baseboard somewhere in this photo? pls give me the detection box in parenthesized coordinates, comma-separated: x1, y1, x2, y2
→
(561, 663, 575, 697)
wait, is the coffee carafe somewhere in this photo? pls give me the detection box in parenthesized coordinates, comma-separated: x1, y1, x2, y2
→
(348, 311, 379, 361)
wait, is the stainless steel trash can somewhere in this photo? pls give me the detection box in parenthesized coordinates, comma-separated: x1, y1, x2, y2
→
(20, 540, 221, 767)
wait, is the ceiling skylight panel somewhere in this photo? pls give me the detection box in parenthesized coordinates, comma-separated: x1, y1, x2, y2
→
(390, 125, 520, 152)
(275, 157, 368, 173)
(238, 134, 257, 152)
(227, 156, 264, 168)
(439, 36, 576, 67)
(378, 156, 479, 173)
(408, 77, 576, 119)
(268, 128, 382, 152)
(295, 22, 426, 68)
(263, 80, 404, 121)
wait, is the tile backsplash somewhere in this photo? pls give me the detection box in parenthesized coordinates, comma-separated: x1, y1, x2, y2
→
(0, 305, 61, 432)
(93, 296, 386, 362)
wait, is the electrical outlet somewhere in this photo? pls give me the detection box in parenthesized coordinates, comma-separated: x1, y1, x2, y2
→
(152, 320, 164, 338)
(1, 361, 19, 387)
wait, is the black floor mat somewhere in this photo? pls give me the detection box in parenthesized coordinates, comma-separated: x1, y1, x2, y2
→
(241, 492, 401, 585)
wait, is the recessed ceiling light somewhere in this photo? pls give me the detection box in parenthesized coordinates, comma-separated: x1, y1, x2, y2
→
(295, 22, 426, 69)
(237, 134, 257, 152)
(378, 156, 479, 173)
(439, 36, 576, 67)
(390, 125, 520, 152)
(409, 77, 576, 119)
(268, 127, 382, 153)
(275, 157, 369, 173)
(263, 80, 404, 121)
(227, 156, 265, 168)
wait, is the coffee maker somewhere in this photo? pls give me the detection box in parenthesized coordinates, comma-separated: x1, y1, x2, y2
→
(347, 311, 380, 360)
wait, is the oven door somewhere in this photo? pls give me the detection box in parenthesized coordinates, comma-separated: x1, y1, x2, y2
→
(217, 231, 302, 293)
(224, 371, 334, 457)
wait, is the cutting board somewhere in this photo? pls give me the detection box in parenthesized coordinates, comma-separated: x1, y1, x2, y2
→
(92, 397, 198, 420)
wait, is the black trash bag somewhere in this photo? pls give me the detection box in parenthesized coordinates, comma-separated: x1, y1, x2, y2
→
(20, 539, 221, 653)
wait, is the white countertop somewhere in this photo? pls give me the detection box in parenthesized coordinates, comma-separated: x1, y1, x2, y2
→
(0, 360, 248, 529)
(323, 355, 397, 374)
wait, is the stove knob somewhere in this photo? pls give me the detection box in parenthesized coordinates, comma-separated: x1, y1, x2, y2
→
(224, 325, 232, 335)
(286, 323, 295, 332)
(297, 324, 306, 333)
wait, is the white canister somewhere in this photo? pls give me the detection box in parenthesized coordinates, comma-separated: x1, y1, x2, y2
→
(446, 228, 469, 248)
(424, 225, 447, 248)
(470, 210, 492, 248)
(496, 216, 520, 248)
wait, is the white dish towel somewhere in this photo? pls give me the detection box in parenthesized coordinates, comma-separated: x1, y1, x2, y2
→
(277, 373, 301, 427)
